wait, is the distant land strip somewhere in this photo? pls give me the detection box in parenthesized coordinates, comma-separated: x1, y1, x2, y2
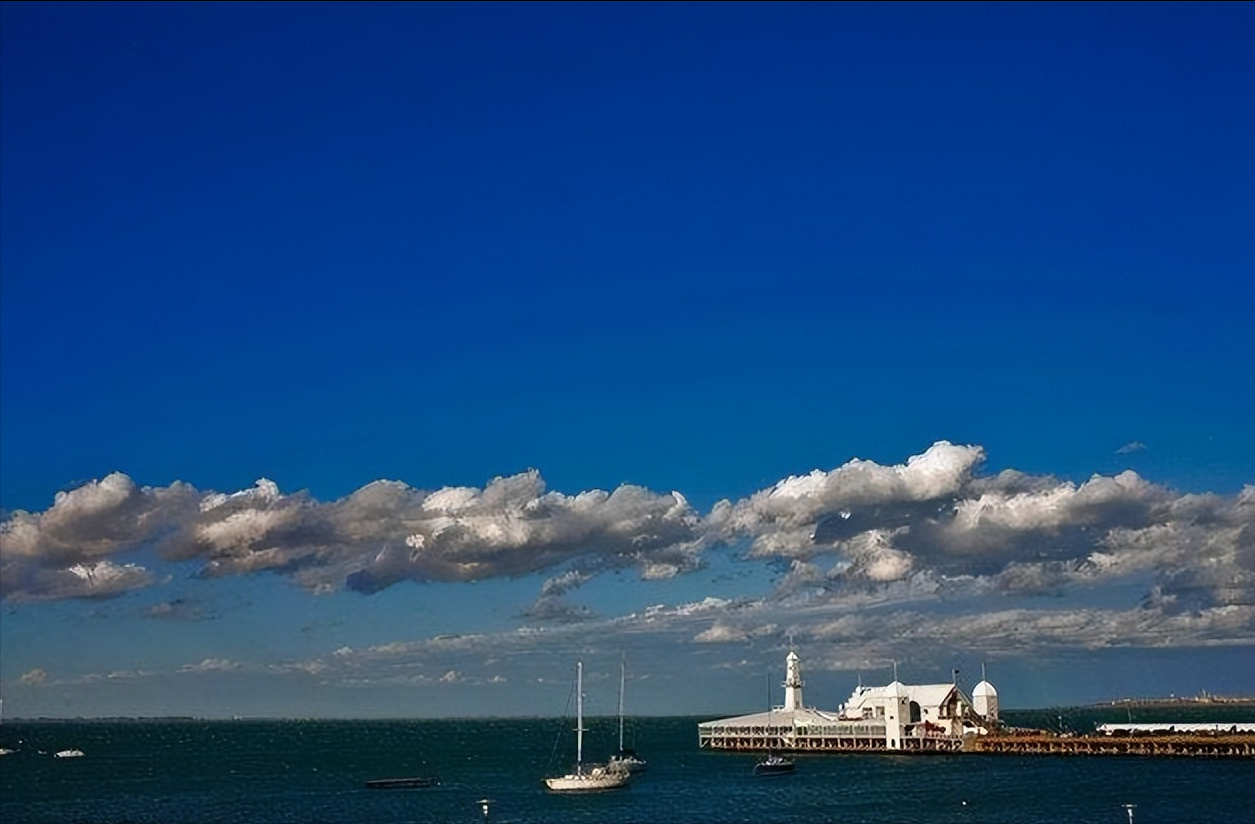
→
(1097, 695, 1255, 707)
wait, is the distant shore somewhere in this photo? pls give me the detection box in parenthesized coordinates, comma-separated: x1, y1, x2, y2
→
(1096, 695, 1255, 708)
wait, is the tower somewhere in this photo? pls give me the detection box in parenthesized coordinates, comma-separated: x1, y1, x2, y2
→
(783, 649, 805, 711)
(884, 675, 909, 750)
(972, 663, 999, 723)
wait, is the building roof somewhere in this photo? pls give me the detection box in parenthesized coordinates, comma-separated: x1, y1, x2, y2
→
(909, 683, 963, 707)
(698, 706, 843, 729)
(848, 682, 963, 709)
(972, 679, 997, 697)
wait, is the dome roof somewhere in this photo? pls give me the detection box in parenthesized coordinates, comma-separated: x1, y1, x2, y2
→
(972, 679, 997, 697)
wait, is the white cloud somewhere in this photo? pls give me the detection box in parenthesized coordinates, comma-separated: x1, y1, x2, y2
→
(0, 474, 196, 600)
(179, 658, 240, 673)
(861, 544, 914, 583)
(805, 602, 1255, 656)
(197, 507, 299, 554)
(694, 622, 749, 643)
(721, 441, 986, 536)
(540, 570, 592, 597)
(200, 478, 281, 512)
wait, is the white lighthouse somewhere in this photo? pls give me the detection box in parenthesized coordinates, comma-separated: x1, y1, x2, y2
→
(782, 649, 805, 711)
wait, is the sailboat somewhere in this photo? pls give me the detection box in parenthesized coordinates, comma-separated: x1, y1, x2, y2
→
(544, 661, 630, 792)
(608, 654, 646, 775)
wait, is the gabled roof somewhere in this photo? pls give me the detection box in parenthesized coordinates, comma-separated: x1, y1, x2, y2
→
(847, 682, 968, 710)
(908, 683, 963, 708)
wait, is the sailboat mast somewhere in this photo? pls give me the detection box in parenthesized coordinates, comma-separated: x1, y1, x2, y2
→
(576, 661, 584, 770)
(618, 654, 626, 751)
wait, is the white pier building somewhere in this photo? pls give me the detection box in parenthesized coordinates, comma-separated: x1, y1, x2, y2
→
(698, 650, 999, 754)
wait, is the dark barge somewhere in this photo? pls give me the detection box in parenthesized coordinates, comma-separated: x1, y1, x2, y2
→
(365, 776, 439, 789)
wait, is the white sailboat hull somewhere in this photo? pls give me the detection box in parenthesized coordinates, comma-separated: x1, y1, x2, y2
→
(545, 767, 630, 792)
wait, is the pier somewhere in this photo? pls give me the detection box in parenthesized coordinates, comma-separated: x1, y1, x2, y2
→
(971, 732, 1255, 758)
(698, 650, 1254, 759)
(700, 724, 1255, 758)
(698, 650, 987, 755)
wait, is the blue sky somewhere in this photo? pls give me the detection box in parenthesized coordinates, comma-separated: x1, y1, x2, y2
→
(2, 1, 1252, 719)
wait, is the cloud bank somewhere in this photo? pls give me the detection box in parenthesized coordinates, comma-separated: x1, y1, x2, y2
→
(1, 469, 707, 601)
(3, 442, 1252, 657)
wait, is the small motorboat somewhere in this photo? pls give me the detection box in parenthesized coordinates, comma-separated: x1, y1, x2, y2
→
(607, 747, 647, 775)
(753, 752, 795, 776)
(54, 749, 85, 758)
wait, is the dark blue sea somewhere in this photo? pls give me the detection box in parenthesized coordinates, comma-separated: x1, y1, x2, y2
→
(1, 709, 1252, 823)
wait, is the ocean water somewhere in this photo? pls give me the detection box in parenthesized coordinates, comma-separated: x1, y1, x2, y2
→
(1, 710, 1252, 824)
